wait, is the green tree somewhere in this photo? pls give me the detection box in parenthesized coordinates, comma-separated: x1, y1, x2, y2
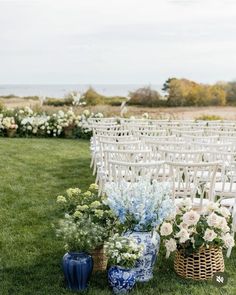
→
(225, 81, 236, 105)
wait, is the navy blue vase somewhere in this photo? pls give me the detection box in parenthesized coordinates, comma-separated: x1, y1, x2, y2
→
(108, 266, 136, 294)
(62, 252, 93, 291)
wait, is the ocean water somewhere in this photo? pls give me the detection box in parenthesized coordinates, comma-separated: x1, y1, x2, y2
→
(0, 84, 163, 98)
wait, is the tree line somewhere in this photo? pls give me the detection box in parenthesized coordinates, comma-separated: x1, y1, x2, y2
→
(128, 78, 236, 107)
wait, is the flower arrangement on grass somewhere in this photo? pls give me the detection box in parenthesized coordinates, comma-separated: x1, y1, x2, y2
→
(159, 199, 234, 257)
(105, 233, 144, 294)
(0, 106, 105, 138)
(56, 214, 106, 252)
(0, 116, 18, 130)
(105, 233, 144, 268)
(104, 179, 174, 231)
(56, 184, 120, 251)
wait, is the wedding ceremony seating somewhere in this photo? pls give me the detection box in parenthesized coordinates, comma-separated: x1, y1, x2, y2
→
(89, 119, 236, 249)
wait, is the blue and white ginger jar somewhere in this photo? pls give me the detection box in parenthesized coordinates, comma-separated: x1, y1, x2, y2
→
(108, 266, 136, 294)
(124, 231, 160, 282)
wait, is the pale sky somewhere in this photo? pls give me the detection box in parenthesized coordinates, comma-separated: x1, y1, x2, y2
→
(0, 0, 236, 84)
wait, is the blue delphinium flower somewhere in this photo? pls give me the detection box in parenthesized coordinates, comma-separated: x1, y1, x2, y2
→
(104, 179, 175, 231)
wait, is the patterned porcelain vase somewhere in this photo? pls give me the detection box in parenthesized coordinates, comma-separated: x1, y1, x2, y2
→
(62, 252, 93, 291)
(108, 266, 136, 294)
(124, 231, 160, 282)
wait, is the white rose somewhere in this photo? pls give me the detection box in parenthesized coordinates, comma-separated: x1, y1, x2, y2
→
(178, 199, 192, 211)
(216, 216, 228, 229)
(182, 210, 200, 226)
(178, 222, 189, 230)
(207, 212, 221, 228)
(206, 202, 219, 212)
(160, 222, 173, 236)
(165, 238, 177, 258)
(203, 229, 217, 242)
(222, 224, 230, 233)
(176, 228, 190, 244)
(218, 207, 231, 219)
(222, 233, 235, 249)
(165, 209, 177, 221)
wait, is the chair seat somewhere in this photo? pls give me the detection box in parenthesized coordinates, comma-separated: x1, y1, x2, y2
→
(220, 198, 236, 208)
(214, 182, 236, 193)
(175, 197, 210, 207)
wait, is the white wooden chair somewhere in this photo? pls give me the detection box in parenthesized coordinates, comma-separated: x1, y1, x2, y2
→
(167, 161, 220, 210)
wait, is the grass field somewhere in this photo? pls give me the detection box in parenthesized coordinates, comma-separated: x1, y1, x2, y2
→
(0, 138, 235, 295)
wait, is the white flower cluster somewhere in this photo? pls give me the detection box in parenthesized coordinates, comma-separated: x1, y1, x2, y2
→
(0, 106, 104, 137)
(159, 199, 234, 258)
(104, 233, 144, 268)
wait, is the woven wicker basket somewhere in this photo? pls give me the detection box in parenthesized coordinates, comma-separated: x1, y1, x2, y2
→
(174, 246, 224, 281)
(90, 246, 108, 272)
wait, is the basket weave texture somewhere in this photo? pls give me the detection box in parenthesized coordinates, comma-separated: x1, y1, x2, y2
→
(90, 246, 108, 272)
(174, 246, 224, 281)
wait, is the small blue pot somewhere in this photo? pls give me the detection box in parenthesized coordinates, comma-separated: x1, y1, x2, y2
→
(62, 252, 93, 291)
(108, 266, 136, 294)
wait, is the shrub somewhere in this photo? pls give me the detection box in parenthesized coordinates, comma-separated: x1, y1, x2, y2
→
(225, 81, 236, 105)
(81, 87, 126, 106)
(195, 114, 223, 121)
(0, 94, 19, 99)
(0, 101, 4, 112)
(128, 86, 163, 107)
(82, 87, 104, 105)
(106, 97, 126, 106)
(43, 97, 73, 107)
(22, 96, 39, 100)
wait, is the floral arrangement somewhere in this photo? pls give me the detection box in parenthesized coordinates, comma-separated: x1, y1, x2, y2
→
(56, 214, 106, 252)
(0, 116, 18, 130)
(104, 233, 144, 268)
(159, 199, 235, 257)
(104, 179, 174, 231)
(56, 184, 120, 251)
(0, 107, 104, 138)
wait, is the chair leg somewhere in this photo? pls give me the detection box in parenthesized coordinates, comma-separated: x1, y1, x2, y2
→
(90, 155, 94, 168)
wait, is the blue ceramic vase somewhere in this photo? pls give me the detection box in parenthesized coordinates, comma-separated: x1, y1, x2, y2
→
(62, 252, 93, 291)
(124, 231, 160, 282)
(108, 266, 136, 294)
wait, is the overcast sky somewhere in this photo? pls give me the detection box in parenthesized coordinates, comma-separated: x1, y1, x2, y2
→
(0, 0, 236, 85)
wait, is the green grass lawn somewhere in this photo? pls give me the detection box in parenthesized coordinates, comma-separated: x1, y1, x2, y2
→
(0, 138, 235, 295)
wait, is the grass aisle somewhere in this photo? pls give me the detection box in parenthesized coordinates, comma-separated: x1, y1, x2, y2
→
(0, 138, 235, 295)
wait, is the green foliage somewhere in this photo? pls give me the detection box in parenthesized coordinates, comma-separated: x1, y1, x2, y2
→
(56, 215, 106, 252)
(106, 96, 126, 106)
(195, 114, 223, 121)
(128, 86, 164, 107)
(225, 81, 236, 105)
(55, 185, 120, 251)
(162, 77, 177, 92)
(0, 94, 19, 99)
(0, 101, 4, 112)
(23, 96, 39, 100)
(82, 87, 104, 105)
(43, 97, 73, 107)
(82, 87, 126, 106)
